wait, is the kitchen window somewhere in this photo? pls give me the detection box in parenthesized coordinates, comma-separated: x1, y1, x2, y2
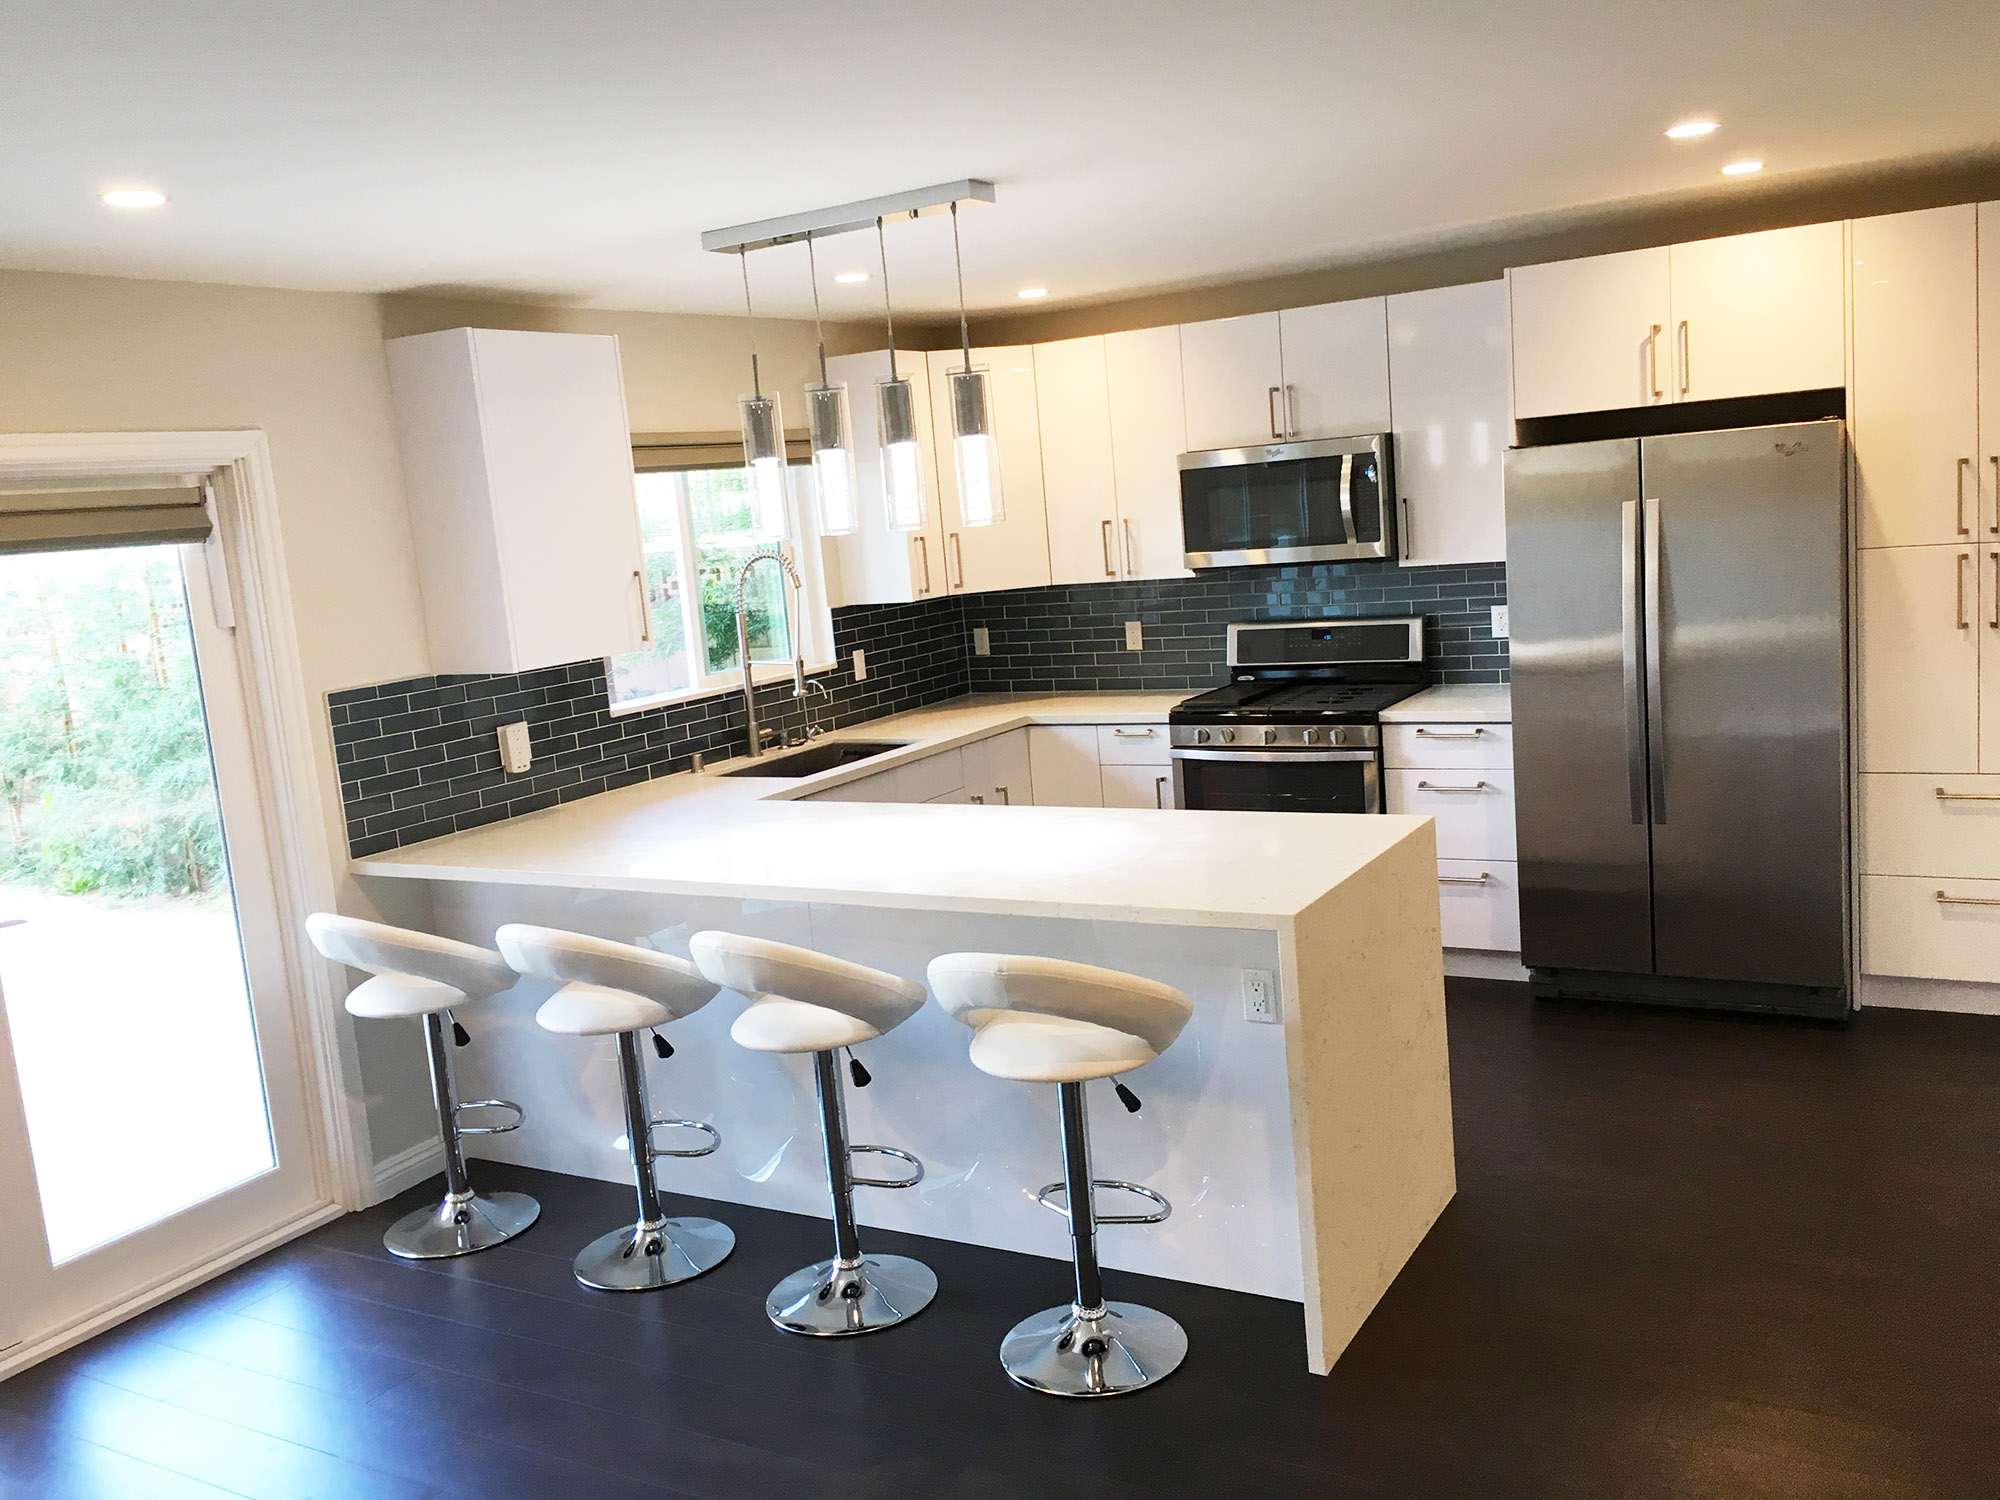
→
(607, 462, 834, 714)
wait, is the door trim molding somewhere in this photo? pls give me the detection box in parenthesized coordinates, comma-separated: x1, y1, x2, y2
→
(0, 429, 371, 1209)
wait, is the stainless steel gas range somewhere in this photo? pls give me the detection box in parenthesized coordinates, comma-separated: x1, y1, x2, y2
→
(1167, 617, 1428, 814)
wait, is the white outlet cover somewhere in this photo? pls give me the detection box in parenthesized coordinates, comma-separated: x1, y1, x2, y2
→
(852, 648, 867, 681)
(1491, 605, 1509, 639)
(1124, 620, 1144, 651)
(972, 626, 992, 656)
(1241, 968, 1278, 1023)
(498, 720, 532, 774)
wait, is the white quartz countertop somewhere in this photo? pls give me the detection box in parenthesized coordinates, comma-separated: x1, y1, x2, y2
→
(352, 692, 1431, 928)
(1379, 683, 1512, 723)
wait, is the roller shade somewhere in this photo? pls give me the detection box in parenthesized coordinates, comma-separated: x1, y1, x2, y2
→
(631, 430, 811, 473)
(0, 483, 211, 555)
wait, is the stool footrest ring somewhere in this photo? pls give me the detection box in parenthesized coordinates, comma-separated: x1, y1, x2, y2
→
(1034, 1178, 1171, 1226)
(646, 1117, 721, 1159)
(452, 1099, 525, 1136)
(849, 1143, 923, 1189)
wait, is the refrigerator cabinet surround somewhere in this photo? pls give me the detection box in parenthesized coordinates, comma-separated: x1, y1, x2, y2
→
(1504, 420, 1851, 1017)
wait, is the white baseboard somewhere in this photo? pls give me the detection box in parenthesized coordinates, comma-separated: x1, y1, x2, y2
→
(1860, 973, 2000, 1017)
(368, 1137, 445, 1206)
(0, 1200, 342, 1383)
(1444, 949, 1530, 983)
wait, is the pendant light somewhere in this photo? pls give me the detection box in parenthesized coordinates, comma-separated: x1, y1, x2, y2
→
(947, 200, 1003, 527)
(802, 235, 858, 536)
(736, 251, 787, 535)
(874, 216, 927, 531)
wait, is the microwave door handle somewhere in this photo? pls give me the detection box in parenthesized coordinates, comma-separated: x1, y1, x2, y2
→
(1621, 499, 1646, 825)
(1336, 452, 1356, 544)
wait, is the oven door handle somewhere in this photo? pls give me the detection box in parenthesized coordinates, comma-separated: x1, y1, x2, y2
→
(1169, 747, 1379, 763)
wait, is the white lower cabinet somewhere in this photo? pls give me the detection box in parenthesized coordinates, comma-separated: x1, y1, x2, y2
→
(1095, 723, 1170, 764)
(1100, 762, 1174, 810)
(962, 729, 1033, 806)
(1863, 875, 2000, 983)
(1384, 721, 1519, 952)
(1860, 772, 2000, 980)
(1026, 726, 1105, 807)
(1385, 769, 1517, 860)
(1858, 544, 1985, 773)
(1437, 859, 1521, 952)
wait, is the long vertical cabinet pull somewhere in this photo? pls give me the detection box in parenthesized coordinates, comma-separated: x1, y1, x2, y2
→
(914, 536, 932, 596)
(1122, 519, 1137, 577)
(1956, 551, 1972, 629)
(1957, 458, 1973, 537)
(1991, 552, 2000, 631)
(1643, 497, 1667, 825)
(1676, 322, 1690, 397)
(1268, 386, 1285, 441)
(1647, 324, 1664, 400)
(1620, 499, 1647, 824)
(949, 532, 965, 590)
(1989, 457, 1999, 535)
(634, 571, 652, 644)
(1100, 519, 1117, 578)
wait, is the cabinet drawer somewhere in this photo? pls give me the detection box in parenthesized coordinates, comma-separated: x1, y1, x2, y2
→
(1437, 859, 1520, 953)
(1863, 874, 2000, 983)
(1385, 770, 1517, 859)
(1101, 762, 1175, 809)
(1383, 723, 1513, 770)
(1861, 774, 2000, 878)
(1096, 723, 1170, 764)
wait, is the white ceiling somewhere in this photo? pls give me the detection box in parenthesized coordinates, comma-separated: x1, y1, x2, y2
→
(5, 1, 1998, 319)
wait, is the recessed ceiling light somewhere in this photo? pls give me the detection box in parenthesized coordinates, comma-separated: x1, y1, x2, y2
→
(100, 188, 167, 208)
(1720, 159, 1763, 176)
(1665, 120, 1718, 140)
(833, 271, 868, 284)
(1017, 288, 1048, 300)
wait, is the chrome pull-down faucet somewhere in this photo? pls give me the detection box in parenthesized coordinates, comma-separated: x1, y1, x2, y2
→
(734, 546, 805, 760)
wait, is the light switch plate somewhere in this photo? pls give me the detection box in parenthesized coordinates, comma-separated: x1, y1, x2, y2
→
(972, 626, 991, 657)
(1242, 969, 1278, 1023)
(852, 648, 867, 681)
(498, 721, 532, 774)
(1491, 605, 1509, 639)
(1124, 620, 1144, 651)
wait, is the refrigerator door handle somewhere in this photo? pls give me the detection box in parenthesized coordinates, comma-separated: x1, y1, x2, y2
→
(1621, 498, 1646, 824)
(1644, 497, 1667, 825)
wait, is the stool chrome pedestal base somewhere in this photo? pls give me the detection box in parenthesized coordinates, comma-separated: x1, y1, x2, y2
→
(574, 1215, 734, 1292)
(767, 1252, 937, 1336)
(384, 1188, 540, 1261)
(1000, 1300, 1187, 1398)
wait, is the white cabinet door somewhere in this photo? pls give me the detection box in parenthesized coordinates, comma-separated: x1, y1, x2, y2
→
(1860, 773, 2000, 878)
(1094, 723, 1170, 764)
(928, 348, 1052, 595)
(1857, 544, 1982, 772)
(962, 729, 1033, 806)
(1384, 770, 1517, 859)
(1851, 206, 1981, 549)
(1667, 222, 1846, 404)
(1026, 725, 1102, 806)
(1278, 298, 1392, 438)
(822, 350, 948, 606)
(1101, 762, 1174, 809)
(1863, 874, 2000, 983)
(1105, 326, 1192, 580)
(385, 327, 648, 675)
(1982, 202, 2000, 548)
(1035, 337, 1122, 586)
(1386, 282, 1510, 565)
(1436, 859, 1521, 952)
(1507, 247, 1672, 419)
(1180, 312, 1284, 450)
(1985, 544, 2000, 773)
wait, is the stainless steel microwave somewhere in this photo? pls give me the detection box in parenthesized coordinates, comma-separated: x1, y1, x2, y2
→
(1177, 433, 1396, 568)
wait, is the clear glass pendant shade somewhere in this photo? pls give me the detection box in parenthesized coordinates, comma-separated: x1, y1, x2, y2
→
(949, 366, 1004, 526)
(877, 375, 926, 531)
(805, 384, 858, 537)
(739, 390, 788, 534)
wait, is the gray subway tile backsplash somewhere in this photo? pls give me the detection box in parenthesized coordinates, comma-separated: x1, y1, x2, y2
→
(331, 559, 1506, 856)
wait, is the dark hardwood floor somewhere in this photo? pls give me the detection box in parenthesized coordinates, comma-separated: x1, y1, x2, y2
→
(3, 981, 1995, 1499)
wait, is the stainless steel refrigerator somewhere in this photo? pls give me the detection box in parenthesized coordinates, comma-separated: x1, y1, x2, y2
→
(1503, 420, 1850, 1019)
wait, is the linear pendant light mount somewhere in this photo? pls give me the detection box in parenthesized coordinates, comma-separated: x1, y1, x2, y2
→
(702, 179, 995, 255)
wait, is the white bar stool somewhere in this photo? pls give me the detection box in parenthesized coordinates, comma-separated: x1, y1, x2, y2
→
(928, 952, 1194, 1398)
(305, 913, 539, 1259)
(690, 931, 936, 1337)
(495, 925, 734, 1292)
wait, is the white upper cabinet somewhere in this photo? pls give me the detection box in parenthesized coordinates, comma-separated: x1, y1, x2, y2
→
(1278, 298, 1393, 439)
(385, 328, 647, 675)
(1851, 205, 1982, 549)
(925, 347, 1052, 595)
(1105, 325, 1192, 580)
(821, 349, 948, 607)
(1179, 312, 1284, 449)
(1666, 222, 1846, 403)
(1508, 246, 1672, 419)
(1386, 281, 1509, 565)
(1982, 201, 2000, 549)
(1035, 336, 1122, 586)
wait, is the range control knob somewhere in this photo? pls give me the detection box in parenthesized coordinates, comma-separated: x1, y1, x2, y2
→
(1259, 727, 1278, 745)
(1218, 728, 1236, 744)
(1195, 728, 1211, 745)
(1302, 727, 1319, 744)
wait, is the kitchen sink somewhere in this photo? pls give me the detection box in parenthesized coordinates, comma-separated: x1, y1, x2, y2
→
(722, 740, 910, 778)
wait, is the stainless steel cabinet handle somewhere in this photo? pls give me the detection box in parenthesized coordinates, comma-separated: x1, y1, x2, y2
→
(915, 535, 931, 595)
(1123, 518, 1137, 576)
(1956, 551, 1971, 629)
(1676, 320, 1690, 396)
(1269, 386, 1284, 440)
(1101, 519, 1116, 577)
(1417, 780, 1489, 793)
(1437, 873, 1492, 886)
(1935, 890, 2000, 908)
(1284, 385, 1298, 440)
(1112, 727, 1157, 738)
(1990, 456, 1999, 536)
(634, 570, 652, 644)
(949, 531, 965, 590)
(969, 794, 985, 804)
(1644, 497, 1666, 824)
(1621, 499, 1645, 825)
(1647, 324, 1663, 400)
(1991, 552, 2000, 630)
(994, 786, 1010, 805)
(1934, 787, 2000, 803)
(1958, 458, 1973, 537)
(1154, 775, 1168, 809)
(1414, 728, 1485, 740)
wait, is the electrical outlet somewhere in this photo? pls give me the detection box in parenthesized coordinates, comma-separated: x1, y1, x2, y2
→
(1491, 605, 1509, 639)
(972, 626, 992, 657)
(1241, 969, 1278, 1024)
(1124, 620, 1144, 651)
(851, 648, 867, 681)
(498, 721, 532, 774)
